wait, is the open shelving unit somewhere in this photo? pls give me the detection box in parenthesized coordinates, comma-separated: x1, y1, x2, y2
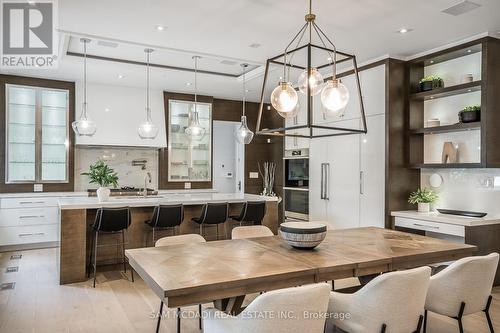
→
(407, 37, 500, 169)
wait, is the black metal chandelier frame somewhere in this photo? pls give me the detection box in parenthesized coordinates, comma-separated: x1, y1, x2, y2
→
(255, 2, 367, 139)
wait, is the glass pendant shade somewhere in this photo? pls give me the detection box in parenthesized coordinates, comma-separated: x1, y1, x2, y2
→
(321, 79, 350, 115)
(298, 68, 324, 95)
(271, 82, 298, 113)
(72, 103, 97, 136)
(235, 115, 254, 144)
(138, 107, 159, 139)
(277, 103, 300, 119)
(185, 107, 206, 141)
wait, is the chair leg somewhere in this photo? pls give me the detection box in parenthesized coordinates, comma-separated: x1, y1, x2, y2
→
(380, 323, 387, 333)
(423, 310, 427, 333)
(122, 230, 127, 273)
(331, 280, 335, 291)
(152, 227, 156, 246)
(216, 225, 219, 241)
(415, 315, 423, 333)
(458, 318, 464, 333)
(454, 302, 466, 333)
(88, 229, 94, 278)
(199, 304, 202, 329)
(156, 301, 163, 333)
(484, 295, 495, 333)
(93, 231, 99, 288)
(177, 308, 181, 333)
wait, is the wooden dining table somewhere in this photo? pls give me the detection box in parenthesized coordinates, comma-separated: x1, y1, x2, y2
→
(125, 227, 476, 314)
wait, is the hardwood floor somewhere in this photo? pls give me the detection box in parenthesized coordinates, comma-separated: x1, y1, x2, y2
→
(0, 247, 498, 333)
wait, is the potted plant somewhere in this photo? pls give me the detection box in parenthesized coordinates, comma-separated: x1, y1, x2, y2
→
(459, 105, 481, 123)
(81, 160, 119, 202)
(408, 188, 438, 213)
(419, 75, 444, 92)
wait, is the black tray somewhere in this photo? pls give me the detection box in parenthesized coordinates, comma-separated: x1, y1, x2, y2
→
(437, 209, 487, 218)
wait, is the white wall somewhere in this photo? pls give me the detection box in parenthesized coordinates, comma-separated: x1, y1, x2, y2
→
(212, 121, 239, 193)
(75, 81, 167, 147)
(421, 169, 500, 216)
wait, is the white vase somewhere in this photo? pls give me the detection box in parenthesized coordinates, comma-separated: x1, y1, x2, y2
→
(418, 203, 430, 213)
(97, 187, 111, 202)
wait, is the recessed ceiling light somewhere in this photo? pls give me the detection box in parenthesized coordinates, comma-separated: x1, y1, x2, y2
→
(327, 57, 332, 61)
(186, 82, 192, 86)
(249, 43, 261, 48)
(245, 89, 250, 93)
(467, 49, 472, 53)
(430, 60, 434, 64)
(398, 28, 413, 34)
(156, 25, 165, 31)
(104, 108, 110, 112)
(117, 74, 124, 79)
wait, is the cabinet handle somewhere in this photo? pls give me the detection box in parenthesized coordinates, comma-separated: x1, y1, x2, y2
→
(19, 215, 45, 219)
(413, 223, 439, 229)
(19, 201, 45, 205)
(18, 232, 45, 237)
(360, 171, 364, 195)
(320, 164, 325, 199)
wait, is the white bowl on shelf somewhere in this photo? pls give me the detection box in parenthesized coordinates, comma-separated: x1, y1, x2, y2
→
(279, 222, 328, 249)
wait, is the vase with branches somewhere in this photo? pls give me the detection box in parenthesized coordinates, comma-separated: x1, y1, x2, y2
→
(258, 161, 276, 197)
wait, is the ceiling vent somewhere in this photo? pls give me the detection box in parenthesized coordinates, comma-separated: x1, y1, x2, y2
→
(220, 59, 238, 65)
(97, 40, 119, 48)
(442, 1, 481, 16)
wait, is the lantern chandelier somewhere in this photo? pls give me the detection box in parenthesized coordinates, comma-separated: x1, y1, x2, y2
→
(256, 0, 367, 138)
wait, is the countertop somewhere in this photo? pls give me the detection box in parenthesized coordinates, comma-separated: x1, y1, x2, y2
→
(391, 210, 500, 227)
(58, 193, 279, 210)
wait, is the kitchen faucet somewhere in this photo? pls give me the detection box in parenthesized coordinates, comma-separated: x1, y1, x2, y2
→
(143, 172, 152, 198)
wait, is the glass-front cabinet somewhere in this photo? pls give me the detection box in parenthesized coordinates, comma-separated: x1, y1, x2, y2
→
(168, 100, 212, 182)
(6, 84, 69, 183)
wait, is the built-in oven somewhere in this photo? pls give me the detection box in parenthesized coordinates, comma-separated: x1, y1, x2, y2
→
(284, 188, 309, 221)
(285, 158, 309, 187)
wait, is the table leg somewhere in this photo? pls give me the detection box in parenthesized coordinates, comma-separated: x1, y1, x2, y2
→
(213, 295, 246, 315)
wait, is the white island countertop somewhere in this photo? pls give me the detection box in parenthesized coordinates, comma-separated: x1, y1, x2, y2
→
(58, 193, 279, 210)
(391, 210, 500, 227)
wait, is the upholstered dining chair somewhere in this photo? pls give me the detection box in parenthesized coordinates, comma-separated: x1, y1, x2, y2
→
(231, 225, 273, 239)
(154, 234, 206, 333)
(326, 266, 431, 333)
(424, 253, 499, 333)
(203, 283, 331, 333)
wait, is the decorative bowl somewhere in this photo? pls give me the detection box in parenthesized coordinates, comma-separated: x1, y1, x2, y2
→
(279, 222, 328, 249)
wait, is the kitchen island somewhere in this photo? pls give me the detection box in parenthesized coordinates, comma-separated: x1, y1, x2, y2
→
(58, 193, 279, 285)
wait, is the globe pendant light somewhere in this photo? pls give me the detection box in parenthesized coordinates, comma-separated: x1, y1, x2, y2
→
(255, 0, 367, 139)
(235, 64, 254, 144)
(72, 38, 97, 136)
(138, 48, 159, 139)
(185, 56, 206, 141)
(298, 67, 324, 96)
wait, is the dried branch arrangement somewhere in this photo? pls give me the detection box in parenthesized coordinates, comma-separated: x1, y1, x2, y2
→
(258, 161, 276, 197)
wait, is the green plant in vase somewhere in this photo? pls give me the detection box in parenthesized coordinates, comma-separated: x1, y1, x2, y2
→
(408, 188, 438, 213)
(81, 160, 119, 202)
(459, 105, 481, 123)
(419, 75, 444, 92)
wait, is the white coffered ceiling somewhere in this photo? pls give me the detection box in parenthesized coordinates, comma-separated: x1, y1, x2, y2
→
(1, 0, 500, 102)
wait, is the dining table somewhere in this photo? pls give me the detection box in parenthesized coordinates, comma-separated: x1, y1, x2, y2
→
(125, 227, 476, 315)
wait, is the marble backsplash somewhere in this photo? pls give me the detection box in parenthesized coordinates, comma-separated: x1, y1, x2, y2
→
(75, 147, 159, 191)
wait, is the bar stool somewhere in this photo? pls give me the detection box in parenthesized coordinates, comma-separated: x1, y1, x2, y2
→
(88, 207, 133, 288)
(144, 204, 184, 246)
(230, 201, 266, 226)
(191, 202, 228, 240)
(154, 234, 206, 333)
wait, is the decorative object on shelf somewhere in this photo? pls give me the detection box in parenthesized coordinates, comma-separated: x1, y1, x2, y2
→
(185, 56, 206, 141)
(256, 0, 367, 138)
(459, 105, 481, 123)
(419, 75, 444, 92)
(72, 38, 97, 137)
(234, 64, 254, 144)
(258, 161, 276, 196)
(427, 118, 441, 127)
(138, 48, 159, 139)
(461, 74, 474, 83)
(408, 188, 438, 213)
(442, 142, 458, 163)
(429, 173, 443, 188)
(81, 160, 119, 202)
(279, 222, 327, 249)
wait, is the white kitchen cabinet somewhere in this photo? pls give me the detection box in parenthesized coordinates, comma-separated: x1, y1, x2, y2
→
(75, 83, 167, 148)
(309, 64, 386, 229)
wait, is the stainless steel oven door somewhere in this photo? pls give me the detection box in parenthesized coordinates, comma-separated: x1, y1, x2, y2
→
(284, 188, 309, 221)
